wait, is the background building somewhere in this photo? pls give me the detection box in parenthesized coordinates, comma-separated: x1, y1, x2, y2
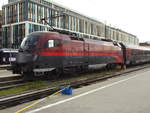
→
(105, 26, 139, 45)
(0, 10, 2, 48)
(2, 0, 139, 48)
(139, 42, 150, 48)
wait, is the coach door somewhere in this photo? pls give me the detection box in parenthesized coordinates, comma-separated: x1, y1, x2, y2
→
(84, 43, 89, 64)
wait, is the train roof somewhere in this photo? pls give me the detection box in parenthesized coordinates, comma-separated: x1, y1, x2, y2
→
(84, 38, 114, 46)
(28, 31, 71, 39)
(29, 31, 59, 36)
(28, 31, 120, 46)
(124, 44, 150, 51)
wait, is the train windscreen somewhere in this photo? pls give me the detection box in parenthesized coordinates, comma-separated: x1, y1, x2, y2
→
(20, 34, 40, 51)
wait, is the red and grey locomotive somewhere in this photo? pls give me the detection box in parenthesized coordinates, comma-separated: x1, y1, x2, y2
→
(12, 30, 150, 80)
(12, 31, 125, 79)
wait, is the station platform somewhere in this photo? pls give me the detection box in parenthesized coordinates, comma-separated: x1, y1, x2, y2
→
(0, 65, 11, 68)
(1, 67, 150, 113)
(0, 69, 19, 78)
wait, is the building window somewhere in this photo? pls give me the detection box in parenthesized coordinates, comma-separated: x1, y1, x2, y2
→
(44, 7, 48, 25)
(28, 2, 36, 22)
(12, 24, 25, 47)
(19, 2, 25, 22)
(90, 24, 93, 35)
(51, 9, 56, 27)
(2, 8, 5, 25)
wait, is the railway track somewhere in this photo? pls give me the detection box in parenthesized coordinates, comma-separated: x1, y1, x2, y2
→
(0, 78, 23, 86)
(0, 63, 150, 109)
(0, 81, 25, 91)
(0, 76, 24, 91)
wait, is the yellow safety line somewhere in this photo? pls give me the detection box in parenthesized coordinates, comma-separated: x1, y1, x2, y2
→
(15, 89, 65, 113)
(15, 100, 43, 113)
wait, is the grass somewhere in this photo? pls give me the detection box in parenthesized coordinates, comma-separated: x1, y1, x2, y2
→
(0, 68, 122, 97)
(0, 81, 50, 97)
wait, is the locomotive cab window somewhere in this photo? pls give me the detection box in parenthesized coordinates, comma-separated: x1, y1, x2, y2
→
(48, 40, 54, 48)
(20, 34, 40, 51)
(45, 39, 61, 48)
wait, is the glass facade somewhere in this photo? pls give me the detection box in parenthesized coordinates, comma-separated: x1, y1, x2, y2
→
(105, 26, 138, 45)
(3, 1, 26, 25)
(13, 24, 25, 48)
(2, 24, 25, 48)
(0, 10, 2, 48)
(2, 0, 139, 48)
(8, 0, 21, 3)
(26, 1, 106, 38)
(29, 23, 47, 33)
(19, 2, 26, 22)
(2, 26, 11, 48)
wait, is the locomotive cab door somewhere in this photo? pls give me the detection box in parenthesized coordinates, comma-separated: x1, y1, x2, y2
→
(119, 43, 127, 65)
(84, 42, 89, 65)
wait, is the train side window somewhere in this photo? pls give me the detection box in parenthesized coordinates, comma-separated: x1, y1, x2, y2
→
(48, 40, 54, 48)
(131, 50, 135, 55)
(54, 40, 61, 46)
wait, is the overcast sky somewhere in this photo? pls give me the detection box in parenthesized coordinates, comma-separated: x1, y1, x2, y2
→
(0, 0, 150, 42)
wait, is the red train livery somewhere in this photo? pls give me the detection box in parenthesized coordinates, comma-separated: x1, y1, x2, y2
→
(12, 31, 150, 79)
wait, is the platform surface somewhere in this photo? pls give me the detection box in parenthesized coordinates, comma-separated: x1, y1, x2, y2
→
(1, 67, 150, 113)
(0, 69, 19, 78)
